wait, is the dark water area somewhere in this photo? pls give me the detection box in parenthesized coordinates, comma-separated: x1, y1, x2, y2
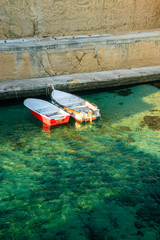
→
(0, 84, 160, 240)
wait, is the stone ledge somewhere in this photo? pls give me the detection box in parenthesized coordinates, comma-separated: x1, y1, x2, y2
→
(0, 66, 160, 100)
(1, 31, 160, 82)
(1, 31, 160, 51)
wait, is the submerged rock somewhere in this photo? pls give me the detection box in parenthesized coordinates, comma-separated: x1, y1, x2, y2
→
(139, 120, 145, 128)
(144, 116, 160, 130)
(119, 126, 132, 132)
(149, 109, 158, 113)
(116, 89, 133, 96)
(119, 102, 123, 105)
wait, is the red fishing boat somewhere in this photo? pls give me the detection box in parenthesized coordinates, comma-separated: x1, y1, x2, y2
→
(24, 98, 70, 127)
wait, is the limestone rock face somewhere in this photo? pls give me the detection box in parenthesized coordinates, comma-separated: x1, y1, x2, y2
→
(0, 0, 160, 39)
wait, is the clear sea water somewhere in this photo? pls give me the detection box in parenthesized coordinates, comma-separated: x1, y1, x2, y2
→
(0, 84, 160, 240)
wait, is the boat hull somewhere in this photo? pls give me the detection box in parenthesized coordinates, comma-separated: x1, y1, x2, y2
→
(30, 110, 70, 126)
(24, 98, 70, 128)
(51, 89, 101, 123)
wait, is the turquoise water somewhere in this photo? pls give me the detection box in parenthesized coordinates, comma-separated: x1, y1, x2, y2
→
(1, 84, 160, 240)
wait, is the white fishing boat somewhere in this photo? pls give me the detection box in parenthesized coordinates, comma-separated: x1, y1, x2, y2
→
(24, 98, 70, 126)
(51, 88, 101, 122)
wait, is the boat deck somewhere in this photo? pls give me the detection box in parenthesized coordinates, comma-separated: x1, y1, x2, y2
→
(35, 107, 65, 119)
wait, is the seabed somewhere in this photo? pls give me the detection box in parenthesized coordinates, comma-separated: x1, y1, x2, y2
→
(0, 83, 160, 239)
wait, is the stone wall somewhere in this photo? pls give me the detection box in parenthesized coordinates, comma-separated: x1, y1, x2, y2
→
(0, 0, 160, 39)
(1, 32, 160, 81)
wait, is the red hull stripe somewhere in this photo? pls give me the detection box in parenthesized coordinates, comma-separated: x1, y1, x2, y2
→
(30, 110, 70, 126)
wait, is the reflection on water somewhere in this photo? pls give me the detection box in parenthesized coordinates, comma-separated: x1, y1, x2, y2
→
(42, 123, 51, 133)
(0, 84, 160, 239)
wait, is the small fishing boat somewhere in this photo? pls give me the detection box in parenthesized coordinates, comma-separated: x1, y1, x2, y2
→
(24, 98, 70, 126)
(51, 88, 101, 122)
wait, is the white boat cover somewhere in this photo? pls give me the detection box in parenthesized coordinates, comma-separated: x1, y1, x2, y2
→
(24, 98, 69, 119)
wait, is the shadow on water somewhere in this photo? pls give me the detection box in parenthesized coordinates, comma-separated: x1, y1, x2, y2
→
(35, 142, 160, 240)
(80, 84, 158, 126)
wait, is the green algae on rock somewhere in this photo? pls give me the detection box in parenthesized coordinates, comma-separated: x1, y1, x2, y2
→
(144, 116, 160, 130)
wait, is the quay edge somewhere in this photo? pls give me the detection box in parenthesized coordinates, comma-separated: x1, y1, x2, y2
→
(0, 66, 160, 100)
